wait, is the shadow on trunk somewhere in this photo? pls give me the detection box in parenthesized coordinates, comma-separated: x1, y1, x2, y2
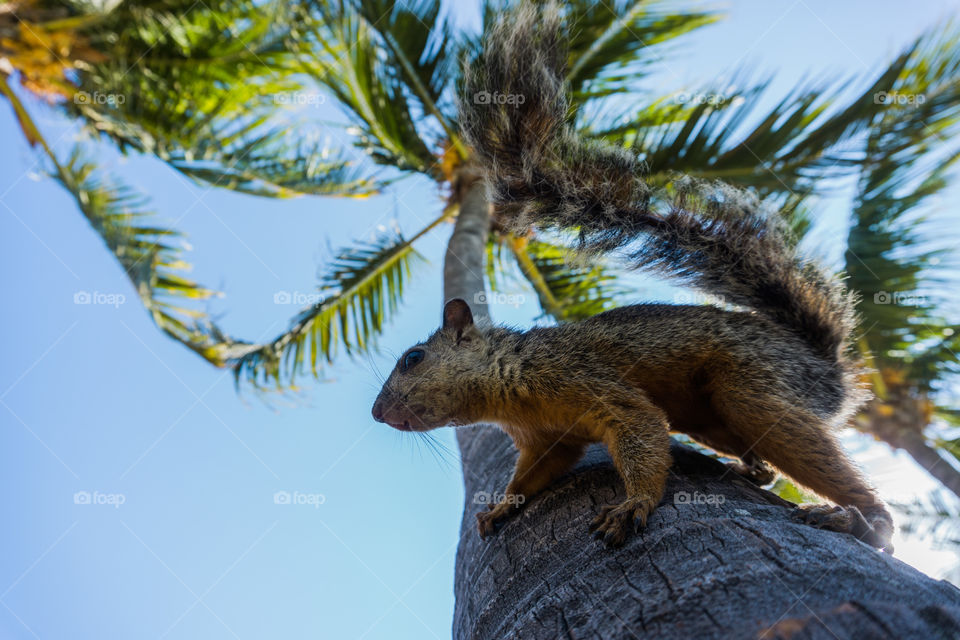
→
(454, 428, 960, 640)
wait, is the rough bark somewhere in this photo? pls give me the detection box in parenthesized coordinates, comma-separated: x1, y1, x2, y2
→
(453, 435, 960, 639)
(443, 183, 960, 639)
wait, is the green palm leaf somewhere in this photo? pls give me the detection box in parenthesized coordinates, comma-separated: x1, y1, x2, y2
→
(166, 125, 385, 198)
(489, 235, 626, 322)
(233, 222, 439, 389)
(562, 0, 717, 103)
(55, 149, 252, 365)
(846, 26, 960, 382)
(585, 37, 927, 197)
(305, 2, 439, 176)
(2, 72, 254, 365)
(842, 25, 960, 482)
(353, 0, 459, 146)
(9, 0, 385, 199)
(69, 1, 300, 154)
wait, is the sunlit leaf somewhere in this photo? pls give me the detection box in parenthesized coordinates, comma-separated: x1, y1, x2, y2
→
(54, 148, 254, 365)
(234, 228, 428, 389)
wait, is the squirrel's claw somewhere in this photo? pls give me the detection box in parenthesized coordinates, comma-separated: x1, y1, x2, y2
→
(791, 503, 894, 552)
(476, 510, 498, 539)
(476, 502, 516, 539)
(589, 499, 654, 548)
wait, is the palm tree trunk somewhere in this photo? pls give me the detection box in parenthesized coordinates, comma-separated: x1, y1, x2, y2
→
(861, 393, 960, 501)
(452, 440, 960, 639)
(883, 427, 960, 499)
(442, 181, 960, 639)
(443, 177, 490, 324)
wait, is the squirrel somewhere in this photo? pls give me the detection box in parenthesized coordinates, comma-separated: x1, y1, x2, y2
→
(371, 4, 893, 551)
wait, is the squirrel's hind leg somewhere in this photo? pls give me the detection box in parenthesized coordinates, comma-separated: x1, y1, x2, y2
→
(791, 503, 893, 552)
(711, 387, 894, 551)
(685, 428, 778, 486)
(764, 429, 892, 552)
(588, 393, 672, 548)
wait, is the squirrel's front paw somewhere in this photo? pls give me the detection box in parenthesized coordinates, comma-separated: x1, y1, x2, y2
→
(589, 497, 655, 548)
(476, 503, 515, 539)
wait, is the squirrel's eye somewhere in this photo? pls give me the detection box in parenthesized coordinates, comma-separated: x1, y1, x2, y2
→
(401, 349, 425, 372)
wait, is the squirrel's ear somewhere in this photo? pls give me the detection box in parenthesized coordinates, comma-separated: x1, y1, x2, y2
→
(443, 298, 474, 337)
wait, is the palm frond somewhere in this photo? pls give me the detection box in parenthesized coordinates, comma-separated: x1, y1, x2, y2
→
(893, 495, 960, 550)
(5, 0, 387, 199)
(304, 2, 439, 176)
(166, 125, 385, 198)
(352, 0, 461, 153)
(581, 94, 701, 143)
(585, 34, 927, 197)
(562, 0, 717, 103)
(3, 69, 255, 364)
(846, 26, 960, 385)
(491, 235, 625, 322)
(233, 222, 440, 389)
(779, 193, 815, 245)
(55, 148, 253, 365)
(0, 71, 48, 149)
(68, 1, 300, 153)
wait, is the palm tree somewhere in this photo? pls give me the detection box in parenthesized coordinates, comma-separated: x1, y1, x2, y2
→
(843, 35, 960, 497)
(1, 0, 377, 363)
(4, 0, 960, 636)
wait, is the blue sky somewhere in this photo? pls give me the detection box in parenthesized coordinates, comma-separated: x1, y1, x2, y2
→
(1, 1, 959, 639)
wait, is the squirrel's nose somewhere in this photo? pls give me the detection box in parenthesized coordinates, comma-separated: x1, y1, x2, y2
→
(372, 401, 385, 423)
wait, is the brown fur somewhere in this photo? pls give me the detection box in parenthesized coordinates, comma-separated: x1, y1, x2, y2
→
(373, 303, 892, 549)
(372, 5, 893, 551)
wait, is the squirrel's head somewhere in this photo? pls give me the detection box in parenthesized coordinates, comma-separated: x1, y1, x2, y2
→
(371, 298, 489, 432)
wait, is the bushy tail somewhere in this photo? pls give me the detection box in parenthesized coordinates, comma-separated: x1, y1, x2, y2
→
(459, 4, 859, 365)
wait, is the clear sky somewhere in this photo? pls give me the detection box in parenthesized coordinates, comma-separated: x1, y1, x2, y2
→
(1, 1, 959, 639)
